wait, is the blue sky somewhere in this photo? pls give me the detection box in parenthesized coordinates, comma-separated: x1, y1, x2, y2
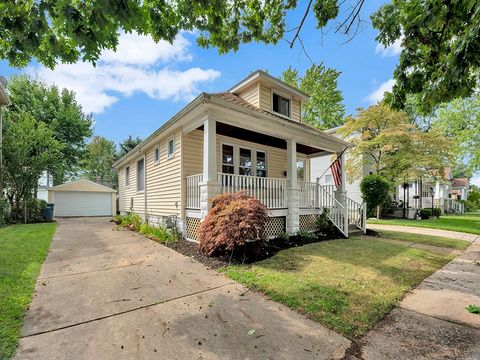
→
(1, 2, 477, 185)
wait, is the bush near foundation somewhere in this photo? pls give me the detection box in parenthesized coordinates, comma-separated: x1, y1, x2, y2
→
(198, 192, 269, 258)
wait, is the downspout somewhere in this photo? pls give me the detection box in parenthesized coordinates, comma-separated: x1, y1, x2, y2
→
(144, 154, 148, 224)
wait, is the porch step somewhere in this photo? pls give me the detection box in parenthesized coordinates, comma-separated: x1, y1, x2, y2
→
(348, 224, 363, 237)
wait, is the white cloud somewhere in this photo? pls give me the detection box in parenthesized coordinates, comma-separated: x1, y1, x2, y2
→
(30, 32, 220, 113)
(375, 38, 402, 57)
(364, 79, 395, 104)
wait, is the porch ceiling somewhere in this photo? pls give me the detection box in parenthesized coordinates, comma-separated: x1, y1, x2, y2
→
(198, 122, 332, 156)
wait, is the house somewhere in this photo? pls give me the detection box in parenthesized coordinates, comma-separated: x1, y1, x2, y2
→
(312, 127, 465, 216)
(451, 177, 469, 201)
(113, 70, 366, 241)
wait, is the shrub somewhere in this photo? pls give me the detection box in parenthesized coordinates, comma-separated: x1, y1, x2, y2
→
(0, 198, 9, 227)
(120, 212, 143, 230)
(432, 207, 442, 217)
(316, 208, 333, 234)
(296, 230, 317, 242)
(198, 192, 269, 257)
(419, 208, 432, 219)
(113, 214, 124, 224)
(360, 175, 391, 218)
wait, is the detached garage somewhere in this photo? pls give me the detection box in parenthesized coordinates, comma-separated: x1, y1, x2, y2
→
(48, 179, 117, 217)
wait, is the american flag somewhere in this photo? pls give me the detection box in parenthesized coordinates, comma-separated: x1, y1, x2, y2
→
(330, 157, 342, 188)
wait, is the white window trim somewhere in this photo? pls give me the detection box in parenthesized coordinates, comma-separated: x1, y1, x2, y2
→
(167, 135, 175, 159)
(136, 156, 145, 194)
(125, 166, 130, 188)
(153, 146, 160, 165)
(271, 89, 292, 119)
(221, 140, 268, 177)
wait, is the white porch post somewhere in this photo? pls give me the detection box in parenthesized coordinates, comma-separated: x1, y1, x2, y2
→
(199, 116, 220, 219)
(286, 139, 299, 235)
(334, 151, 348, 236)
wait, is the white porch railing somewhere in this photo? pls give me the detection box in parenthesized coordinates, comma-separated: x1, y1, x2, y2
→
(299, 180, 318, 208)
(218, 173, 288, 209)
(317, 184, 348, 237)
(346, 197, 367, 233)
(186, 174, 203, 209)
(448, 199, 464, 214)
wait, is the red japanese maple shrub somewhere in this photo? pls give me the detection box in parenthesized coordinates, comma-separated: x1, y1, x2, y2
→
(198, 192, 269, 257)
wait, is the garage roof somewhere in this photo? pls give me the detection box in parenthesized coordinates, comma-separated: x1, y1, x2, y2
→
(49, 179, 117, 193)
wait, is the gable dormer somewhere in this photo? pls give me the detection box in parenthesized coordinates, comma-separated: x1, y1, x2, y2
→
(229, 70, 309, 123)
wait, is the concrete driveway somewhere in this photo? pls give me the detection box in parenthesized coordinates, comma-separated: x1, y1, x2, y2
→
(15, 218, 350, 360)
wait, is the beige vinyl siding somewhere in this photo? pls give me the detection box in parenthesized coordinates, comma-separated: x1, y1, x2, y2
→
(237, 83, 259, 107)
(181, 129, 308, 180)
(118, 156, 145, 214)
(291, 99, 301, 122)
(258, 84, 302, 123)
(144, 128, 182, 218)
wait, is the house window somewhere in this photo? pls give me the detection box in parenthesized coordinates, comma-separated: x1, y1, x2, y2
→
(154, 147, 160, 163)
(222, 144, 234, 174)
(239, 148, 252, 176)
(296, 160, 305, 180)
(167, 136, 175, 158)
(256, 151, 267, 177)
(272, 93, 290, 117)
(325, 174, 332, 184)
(137, 158, 144, 192)
(125, 166, 130, 187)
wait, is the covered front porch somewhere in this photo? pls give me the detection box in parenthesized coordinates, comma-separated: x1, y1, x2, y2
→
(181, 107, 365, 240)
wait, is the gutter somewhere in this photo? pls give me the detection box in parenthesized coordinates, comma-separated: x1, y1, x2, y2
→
(113, 93, 209, 169)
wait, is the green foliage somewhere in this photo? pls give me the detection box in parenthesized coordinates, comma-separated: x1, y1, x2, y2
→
(276, 232, 289, 242)
(0, 0, 298, 68)
(466, 304, 480, 315)
(82, 136, 118, 187)
(360, 175, 390, 218)
(281, 63, 345, 129)
(432, 208, 442, 218)
(316, 208, 332, 233)
(419, 208, 432, 220)
(296, 230, 317, 242)
(113, 214, 124, 224)
(120, 212, 143, 231)
(198, 192, 269, 257)
(434, 93, 480, 175)
(0, 199, 9, 227)
(6, 76, 93, 184)
(341, 104, 452, 184)
(118, 135, 143, 158)
(371, 0, 480, 112)
(2, 111, 63, 222)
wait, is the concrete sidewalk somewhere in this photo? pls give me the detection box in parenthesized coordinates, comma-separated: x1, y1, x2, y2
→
(360, 224, 480, 359)
(15, 217, 350, 360)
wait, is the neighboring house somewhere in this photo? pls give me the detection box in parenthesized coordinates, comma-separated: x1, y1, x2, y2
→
(113, 70, 366, 240)
(451, 177, 469, 201)
(312, 127, 464, 216)
(37, 171, 53, 202)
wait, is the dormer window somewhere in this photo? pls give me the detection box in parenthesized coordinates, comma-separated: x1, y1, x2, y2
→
(272, 92, 290, 117)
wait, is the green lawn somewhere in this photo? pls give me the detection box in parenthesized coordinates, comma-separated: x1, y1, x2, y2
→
(0, 223, 56, 359)
(368, 211, 480, 235)
(223, 235, 454, 338)
(377, 230, 470, 250)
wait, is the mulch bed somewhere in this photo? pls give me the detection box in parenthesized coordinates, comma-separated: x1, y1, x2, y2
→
(164, 228, 344, 269)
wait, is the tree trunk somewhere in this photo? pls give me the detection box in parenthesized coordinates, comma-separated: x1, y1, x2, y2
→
(376, 205, 381, 219)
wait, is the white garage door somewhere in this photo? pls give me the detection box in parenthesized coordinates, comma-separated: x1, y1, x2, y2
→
(54, 191, 112, 217)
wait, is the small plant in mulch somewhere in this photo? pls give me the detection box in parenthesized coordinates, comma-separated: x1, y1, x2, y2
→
(466, 304, 480, 315)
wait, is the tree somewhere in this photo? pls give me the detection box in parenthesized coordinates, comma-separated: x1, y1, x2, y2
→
(83, 136, 118, 187)
(340, 103, 452, 184)
(119, 135, 143, 157)
(7, 76, 93, 184)
(360, 174, 390, 219)
(0, 1, 298, 68)
(281, 63, 345, 129)
(372, 0, 480, 112)
(434, 93, 480, 175)
(2, 111, 63, 219)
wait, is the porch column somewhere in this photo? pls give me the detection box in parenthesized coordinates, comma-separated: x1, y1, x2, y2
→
(199, 116, 220, 219)
(286, 139, 299, 235)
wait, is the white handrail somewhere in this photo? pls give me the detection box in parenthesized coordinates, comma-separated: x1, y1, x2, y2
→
(186, 174, 203, 209)
(346, 197, 366, 233)
(317, 184, 348, 237)
(218, 173, 287, 209)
